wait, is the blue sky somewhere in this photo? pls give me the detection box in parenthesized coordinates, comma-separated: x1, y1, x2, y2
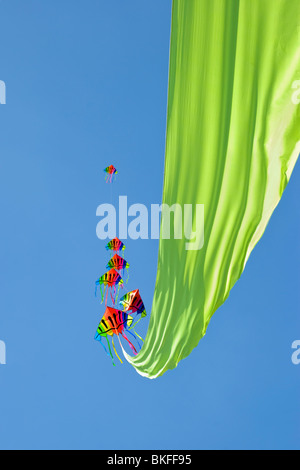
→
(0, 0, 299, 450)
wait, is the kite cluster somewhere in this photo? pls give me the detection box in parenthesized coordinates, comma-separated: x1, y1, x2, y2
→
(94, 167, 147, 366)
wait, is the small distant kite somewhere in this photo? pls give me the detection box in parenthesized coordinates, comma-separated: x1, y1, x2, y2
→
(104, 165, 117, 183)
(95, 268, 124, 306)
(106, 237, 126, 255)
(95, 307, 139, 365)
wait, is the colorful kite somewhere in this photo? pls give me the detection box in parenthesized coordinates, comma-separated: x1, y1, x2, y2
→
(95, 268, 123, 306)
(106, 254, 129, 282)
(105, 237, 126, 255)
(119, 289, 146, 339)
(95, 307, 138, 365)
(104, 165, 117, 183)
(119, 289, 146, 317)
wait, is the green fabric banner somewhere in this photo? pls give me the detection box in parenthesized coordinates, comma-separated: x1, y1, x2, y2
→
(126, 0, 300, 378)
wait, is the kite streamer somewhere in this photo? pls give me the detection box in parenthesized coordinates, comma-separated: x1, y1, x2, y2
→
(124, 0, 300, 378)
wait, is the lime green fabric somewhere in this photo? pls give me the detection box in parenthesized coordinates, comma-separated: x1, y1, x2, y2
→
(126, 0, 300, 378)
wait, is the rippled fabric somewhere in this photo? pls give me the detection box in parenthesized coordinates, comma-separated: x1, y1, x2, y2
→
(126, 0, 300, 378)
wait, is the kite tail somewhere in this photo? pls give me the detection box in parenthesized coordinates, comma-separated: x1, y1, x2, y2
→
(117, 334, 127, 357)
(95, 334, 110, 357)
(115, 283, 122, 305)
(121, 332, 137, 355)
(132, 328, 144, 343)
(105, 285, 109, 306)
(130, 315, 142, 330)
(99, 283, 105, 303)
(112, 337, 123, 364)
(105, 336, 115, 366)
(126, 267, 129, 284)
(126, 329, 142, 350)
(110, 285, 116, 305)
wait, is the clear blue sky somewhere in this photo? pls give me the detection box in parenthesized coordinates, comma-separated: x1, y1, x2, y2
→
(0, 0, 299, 450)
